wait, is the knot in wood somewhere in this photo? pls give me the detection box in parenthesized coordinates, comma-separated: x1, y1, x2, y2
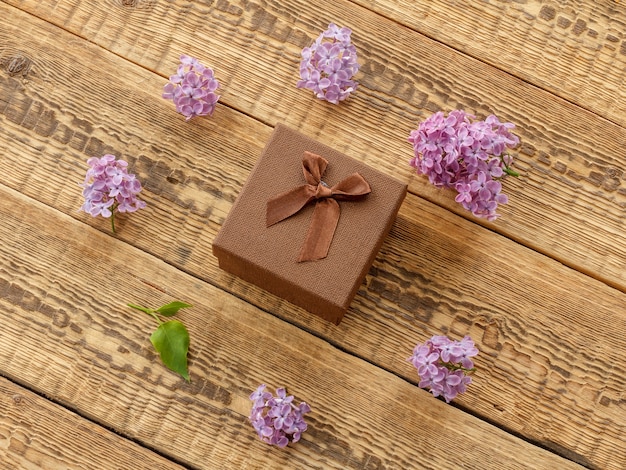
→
(5, 55, 32, 77)
(12, 394, 24, 405)
(118, 0, 155, 10)
(606, 167, 621, 179)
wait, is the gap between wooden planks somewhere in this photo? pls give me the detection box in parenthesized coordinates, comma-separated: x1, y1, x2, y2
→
(3, 0, 625, 292)
(0, 3, 624, 469)
(0, 376, 185, 469)
(0, 183, 586, 470)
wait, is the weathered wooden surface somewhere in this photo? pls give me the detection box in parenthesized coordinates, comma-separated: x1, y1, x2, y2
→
(0, 0, 624, 469)
(0, 377, 186, 470)
(5, 0, 625, 295)
(354, 0, 626, 127)
(0, 185, 586, 469)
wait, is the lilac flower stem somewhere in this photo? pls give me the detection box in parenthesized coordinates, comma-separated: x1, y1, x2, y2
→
(443, 362, 476, 373)
(501, 155, 520, 177)
(503, 167, 520, 177)
(110, 202, 119, 233)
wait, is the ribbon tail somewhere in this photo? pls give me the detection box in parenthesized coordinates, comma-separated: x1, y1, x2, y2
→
(298, 199, 340, 262)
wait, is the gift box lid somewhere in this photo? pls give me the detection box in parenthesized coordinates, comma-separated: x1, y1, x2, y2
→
(212, 124, 407, 324)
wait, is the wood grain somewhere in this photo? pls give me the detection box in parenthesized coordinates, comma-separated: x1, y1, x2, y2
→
(0, 2, 626, 468)
(0, 5, 624, 468)
(0, 377, 185, 469)
(4, 0, 625, 293)
(354, 0, 626, 127)
(0, 183, 586, 470)
(0, 8, 626, 470)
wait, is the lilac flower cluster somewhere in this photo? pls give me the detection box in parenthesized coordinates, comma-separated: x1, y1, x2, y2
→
(249, 384, 311, 448)
(162, 55, 220, 120)
(408, 110, 520, 220)
(80, 154, 146, 231)
(297, 23, 360, 104)
(408, 335, 478, 403)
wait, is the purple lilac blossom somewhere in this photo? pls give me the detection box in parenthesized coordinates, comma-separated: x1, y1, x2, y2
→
(80, 154, 146, 225)
(163, 55, 220, 120)
(249, 384, 311, 447)
(408, 335, 478, 403)
(296, 23, 360, 104)
(408, 110, 520, 220)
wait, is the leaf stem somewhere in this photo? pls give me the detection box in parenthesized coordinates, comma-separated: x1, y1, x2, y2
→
(127, 303, 162, 325)
(148, 311, 162, 325)
(127, 303, 153, 314)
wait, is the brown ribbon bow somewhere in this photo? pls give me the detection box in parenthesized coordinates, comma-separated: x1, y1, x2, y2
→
(266, 151, 371, 262)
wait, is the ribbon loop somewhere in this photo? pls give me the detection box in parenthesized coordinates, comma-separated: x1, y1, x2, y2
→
(266, 151, 371, 262)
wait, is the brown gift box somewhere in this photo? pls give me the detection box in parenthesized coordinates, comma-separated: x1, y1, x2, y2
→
(212, 124, 407, 324)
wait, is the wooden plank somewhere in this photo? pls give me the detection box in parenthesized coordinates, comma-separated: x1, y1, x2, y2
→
(0, 377, 185, 470)
(0, 183, 586, 470)
(0, 6, 625, 468)
(4, 0, 625, 292)
(352, 0, 626, 127)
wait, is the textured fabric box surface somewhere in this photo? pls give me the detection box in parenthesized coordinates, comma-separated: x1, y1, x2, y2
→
(212, 124, 407, 324)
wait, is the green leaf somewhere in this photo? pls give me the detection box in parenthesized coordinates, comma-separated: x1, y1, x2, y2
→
(150, 320, 190, 382)
(155, 301, 193, 317)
